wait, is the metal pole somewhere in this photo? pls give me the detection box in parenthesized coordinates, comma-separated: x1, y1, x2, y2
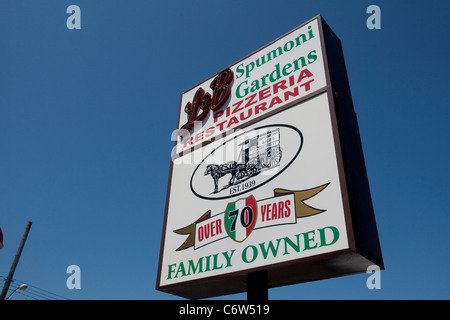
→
(0, 221, 32, 300)
(246, 269, 268, 301)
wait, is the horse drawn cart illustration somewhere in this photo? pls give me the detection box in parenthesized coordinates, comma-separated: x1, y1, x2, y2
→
(205, 129, 282, 194)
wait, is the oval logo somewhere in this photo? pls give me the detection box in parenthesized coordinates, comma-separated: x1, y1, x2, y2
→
(190, 124, 303, 200)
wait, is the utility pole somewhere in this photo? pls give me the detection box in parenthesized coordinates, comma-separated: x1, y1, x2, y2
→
(247, 269, 268, 301)
(0, 221, 32, 300)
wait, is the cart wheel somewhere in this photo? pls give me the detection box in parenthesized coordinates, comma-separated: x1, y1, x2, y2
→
(267, 149, 282, 168)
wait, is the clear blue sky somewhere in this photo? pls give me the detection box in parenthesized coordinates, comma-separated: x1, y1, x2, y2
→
(0, 0, 449, 300)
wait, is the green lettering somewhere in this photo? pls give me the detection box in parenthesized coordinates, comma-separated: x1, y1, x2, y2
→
(212, 253, 223, 270)
(245, 62, 255, 79)
(269, 63, 282, 82)
(307, 25, 314, 40)
(204, 255, 212, 272)
(307, 50, 317, 64)
(222, 250, 235, 267)
(267, 46, 283, 62)
(303, 230, 318, 250)
(259, 239, 282, 259)
(319, 226, 339, 247)
(283, 40, 295, 52)
(293, 56, 307, 72)
(236, 80, 249, 99)
(294, 32, 307, 47)
(187, 257, 203, 275)
(167, 263, 176, 280)
(236, 63, 245, 79)
(250, 79, 260, 92)
(242, 245, 258, 263)
(260, 74, 269, 87)
(175, 262, 187, 278)
(283, 234, 301, 255)
(282, 62, 293, 77)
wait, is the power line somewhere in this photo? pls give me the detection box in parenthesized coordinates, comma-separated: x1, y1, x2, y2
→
(15, 279, 70, 300)
(8, 284, 39, 300)
(1, 277, 68, 300)
(10, 282, 54, 300)
(0, 276, 70, 300)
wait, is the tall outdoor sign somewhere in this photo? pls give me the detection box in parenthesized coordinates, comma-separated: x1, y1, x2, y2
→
(156, 15, 383, 299)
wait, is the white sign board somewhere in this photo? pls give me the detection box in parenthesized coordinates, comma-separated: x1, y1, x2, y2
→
(175, 18, 326, 155)
(161, 92, 348, 285)
(157, 15, 383, 299)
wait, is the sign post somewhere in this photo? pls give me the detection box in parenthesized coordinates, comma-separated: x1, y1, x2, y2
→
(247, 270, 268, 301)
(0, 221, 32, 300)
(157, 15, 383, 299)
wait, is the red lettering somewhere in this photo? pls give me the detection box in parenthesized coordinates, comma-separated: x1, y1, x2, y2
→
(285, 200, 291, 217)
(216, 120, 227, 131)
(213, 110, 224, 123)
(267, 204, 272, 220)
(211, 221, 215, 237)
(278, 201, 285, 219)
(179, 68, 234, 136)
(210, 69, 233, 111)
(232, 100, 244, 115)
(205, 127, 215, 138)
(300, 79, 315, 92)
(258, 86, 271, 101)
(194, 131, 204, 143)
(216, 219, 222, 235)
(226, 105, 231, 117)
(244, 93, 258, 108)
(205, 224, 210, 239)
(227, 116, 239, 128)
(198, 227, 203, 242)
(254, 102, 267, 115)
(271, 203, 278, 220)
(179, 87, 211, 136)
(297, 68, 313, 83)
(183, 137, 193, 148)
(273, 80, 287, 94)
(268, 96, 282, 108)
(284, 87, 299, 101)
(198, 219, 223, 242)
(289, 74, 295, 87)
(239, 108, 252, 121)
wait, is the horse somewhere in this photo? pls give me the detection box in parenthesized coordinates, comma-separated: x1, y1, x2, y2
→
(204, 161, 238, 194)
